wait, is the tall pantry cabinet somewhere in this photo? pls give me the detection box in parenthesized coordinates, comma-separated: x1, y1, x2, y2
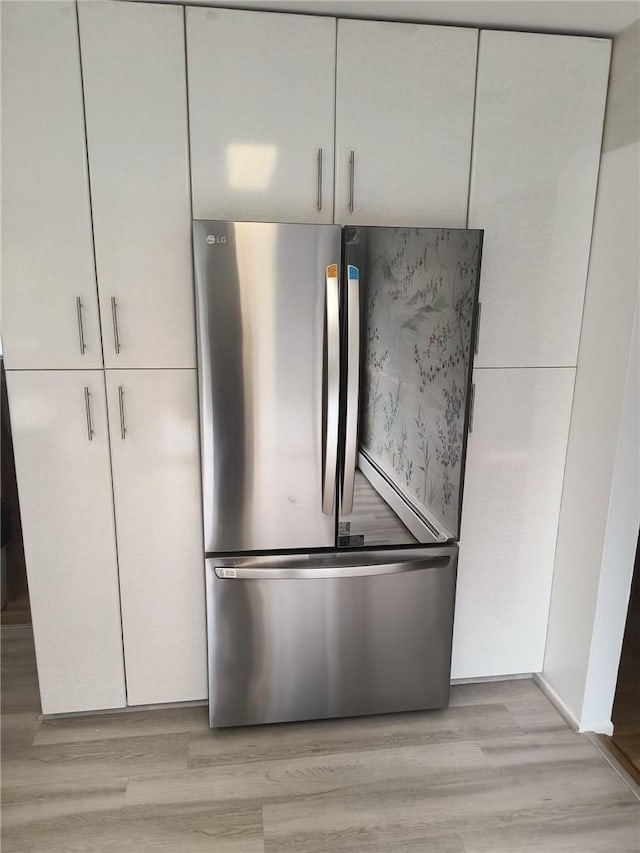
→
(3, 0, 206, 714)
(77, 0, 206, 707)
(2, 1, 126, 715)
(452, 31, 611, 679)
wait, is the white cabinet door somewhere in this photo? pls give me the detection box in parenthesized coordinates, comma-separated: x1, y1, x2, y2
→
(335, 20, 477, 226)
(105, 370, 206, 705)
(78, 1, 195, 369)
(1, 2, 102, 370)
(6, 371, 126, 715)
(470, 31, 611, 368)
(187, 7, 335, 224)
(451, 367, 575, 679)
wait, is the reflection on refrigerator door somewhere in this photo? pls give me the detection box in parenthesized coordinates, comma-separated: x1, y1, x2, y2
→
(339, 226, 483, 548)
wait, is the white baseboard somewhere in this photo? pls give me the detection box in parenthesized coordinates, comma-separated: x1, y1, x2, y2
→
(451, 673, 533, 685)
(533, 673, 614, 735)
(40, 698, 208, 721)
(534, 673, 580, 731)
(578, 719, 614, 736)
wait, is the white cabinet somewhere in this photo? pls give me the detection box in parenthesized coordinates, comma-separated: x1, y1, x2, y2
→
(105, 370, 206, 705)
(1, 1, 102, 370)
(187, 7, 336, 224)
(470, 31, 611, 368)
(78, 1, 195, 369)
(335, 19, 478, 227)
(5, 371, 126, 715)
(451, 367, 575, 679)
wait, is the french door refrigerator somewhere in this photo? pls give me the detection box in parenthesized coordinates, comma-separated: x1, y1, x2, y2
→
(193, 220, 483, 727)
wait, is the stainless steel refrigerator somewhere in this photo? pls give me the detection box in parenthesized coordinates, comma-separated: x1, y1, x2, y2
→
(193, 220, 483, 727)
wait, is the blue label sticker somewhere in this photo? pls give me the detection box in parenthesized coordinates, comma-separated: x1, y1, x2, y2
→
(347, 265, 359, 281)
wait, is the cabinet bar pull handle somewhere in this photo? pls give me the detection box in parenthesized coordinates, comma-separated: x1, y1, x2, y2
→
(84, 387, 94, 441)
(111, 296, 121, 354)
(118, 385, 126, 440)
(348, 150, 355, 213)
(76, 297, 86, 355)
(475, 302, 482, 355)
(468, 383, 476, 434)
(317, 148, 323, 211)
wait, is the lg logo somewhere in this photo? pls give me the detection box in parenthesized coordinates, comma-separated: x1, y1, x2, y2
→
(206, 235, 227, 245)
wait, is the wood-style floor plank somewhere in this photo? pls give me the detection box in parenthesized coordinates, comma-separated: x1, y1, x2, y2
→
(459, 804, 640, 853)
(188, 703, 523, 768)
(2, 627, 638, 853)
(126, 740, 494, 813)
(262, 763, 637, 853)
(33, 705, 209, 746)
(0, 777, 127, 829)
(2, 732, 191, 788)
(0, 805, 265, 853)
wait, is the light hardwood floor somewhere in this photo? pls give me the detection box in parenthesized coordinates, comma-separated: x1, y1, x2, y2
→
(1, 626, 639, 852)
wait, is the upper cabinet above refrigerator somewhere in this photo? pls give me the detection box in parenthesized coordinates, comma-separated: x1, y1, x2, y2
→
(335, 20, 478, 228)
(469, 31, 610, 368)
(1, 1, 102, 370)
(186, 8, 336, 225)
(78, 1, 195, 369)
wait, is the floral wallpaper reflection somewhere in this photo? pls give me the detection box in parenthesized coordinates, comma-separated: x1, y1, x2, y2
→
(359, 227, 482, 536)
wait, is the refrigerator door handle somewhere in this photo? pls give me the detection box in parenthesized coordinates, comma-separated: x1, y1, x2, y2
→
(322, 263, 340, 515)
(215, 555, 450, 580)
(341, 264, 360, 514)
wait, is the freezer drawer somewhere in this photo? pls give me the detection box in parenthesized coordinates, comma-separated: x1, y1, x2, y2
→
(206, 547, 457, 727)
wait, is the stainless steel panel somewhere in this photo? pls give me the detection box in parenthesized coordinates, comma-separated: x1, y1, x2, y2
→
(339, 226, 483, 548)
(206, 547, 458, 727)
(194, 220, 341, 553)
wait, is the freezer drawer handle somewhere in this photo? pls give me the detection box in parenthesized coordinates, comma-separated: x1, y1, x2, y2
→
(341, 264, 360, 514)
(214, 556, 450, 580)
(322, 263, 340, 515)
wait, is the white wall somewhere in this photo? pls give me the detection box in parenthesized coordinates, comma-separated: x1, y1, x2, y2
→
(582, 301, 639, 729)
(542, 18, 640, 732)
